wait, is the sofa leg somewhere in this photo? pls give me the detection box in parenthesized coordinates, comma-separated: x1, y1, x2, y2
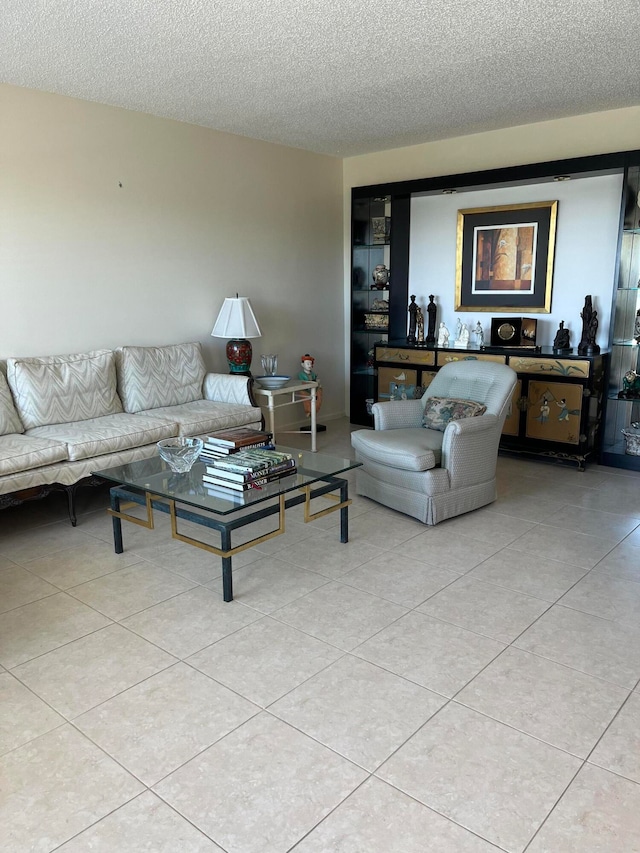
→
(65, 484, 78, 527)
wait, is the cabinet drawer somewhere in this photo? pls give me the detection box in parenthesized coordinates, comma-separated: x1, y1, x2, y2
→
(509, 356, 590, 378)
(436, 352, 507, 367)
(375, 346, 436, 366)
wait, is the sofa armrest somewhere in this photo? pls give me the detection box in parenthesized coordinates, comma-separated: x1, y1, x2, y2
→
(440, 414, 501, 487)
(373, 399, 424, 430)
(203, 373, 257, 407)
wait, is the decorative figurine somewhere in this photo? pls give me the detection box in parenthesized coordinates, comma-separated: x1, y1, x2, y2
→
(437, 322, 450, 347)
(578, 295, 600, 355)
(474, 321, 484, 347)
(553, 321, 572, 353)
(372, 264, 390, 290)
(416, 307, 425, 343)
(618, 369, 640, 399)
(298, 354, 326, 431)
(634, 309, 640, 344)
(426, 295, 437, 345)
(407, 294, 417, 343)
(455, 322, 469, 347)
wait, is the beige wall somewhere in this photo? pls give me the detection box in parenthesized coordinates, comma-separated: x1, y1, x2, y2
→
(0, 84, 344, 423)
(343, 106, 640, 188)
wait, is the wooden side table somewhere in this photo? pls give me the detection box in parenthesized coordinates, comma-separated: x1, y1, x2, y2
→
(254, 380, 319, 451)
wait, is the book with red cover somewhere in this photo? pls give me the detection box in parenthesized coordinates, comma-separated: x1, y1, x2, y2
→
(205, 428, 272, 448)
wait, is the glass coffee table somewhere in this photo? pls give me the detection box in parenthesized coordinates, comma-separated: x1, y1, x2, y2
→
(94, 448, 361, 602)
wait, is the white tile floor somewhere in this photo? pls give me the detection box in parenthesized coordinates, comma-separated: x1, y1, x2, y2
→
(1, 418, 640, 852)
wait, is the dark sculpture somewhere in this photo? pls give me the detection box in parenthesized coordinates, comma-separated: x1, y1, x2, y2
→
(552, 321, 571, 353)
(578, 295, 600, 355)
(426, 294, 437, 344)
(407, 295, 417, 343)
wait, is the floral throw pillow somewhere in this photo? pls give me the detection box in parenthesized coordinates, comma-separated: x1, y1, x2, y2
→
(422, 397, 487, 431)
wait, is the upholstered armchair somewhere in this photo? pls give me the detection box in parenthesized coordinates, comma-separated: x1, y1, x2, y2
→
(351, 360, 517, 525)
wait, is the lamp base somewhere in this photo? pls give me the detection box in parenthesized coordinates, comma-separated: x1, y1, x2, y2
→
(226, 339, 253, 374)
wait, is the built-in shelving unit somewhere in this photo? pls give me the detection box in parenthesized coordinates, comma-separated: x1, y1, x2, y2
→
(601, 164, 640, 469)
(350, 149, 640, 467)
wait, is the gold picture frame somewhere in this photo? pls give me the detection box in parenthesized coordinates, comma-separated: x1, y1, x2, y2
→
(455, 201, 558, 313)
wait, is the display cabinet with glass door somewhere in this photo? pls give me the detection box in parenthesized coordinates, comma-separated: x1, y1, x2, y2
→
(350, 195, 391, 425)
(601, 164, 640, 470)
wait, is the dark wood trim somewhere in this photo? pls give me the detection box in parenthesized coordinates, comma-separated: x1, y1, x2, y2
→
(351, 149, 640, 200)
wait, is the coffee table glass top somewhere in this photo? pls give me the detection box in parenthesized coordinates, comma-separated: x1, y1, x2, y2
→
(94, 447, 360, 515)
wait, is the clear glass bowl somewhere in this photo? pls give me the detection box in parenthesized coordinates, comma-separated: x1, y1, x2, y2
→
(157, 437, 204, 472)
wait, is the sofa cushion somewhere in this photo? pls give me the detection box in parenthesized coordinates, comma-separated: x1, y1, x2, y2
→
(140, 400, 263, 437)
(6, 350, 122, 430)
(351, 427, 442, 471)
(0, 433, 68, 476)
(422, 397, 487, 431)
(116, 343, 206, 413)
(27, 413, 178, 462)
(0, 367, 23, 435)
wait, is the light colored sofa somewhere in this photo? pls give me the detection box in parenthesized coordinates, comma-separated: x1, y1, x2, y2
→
(0, 342, 263, 524)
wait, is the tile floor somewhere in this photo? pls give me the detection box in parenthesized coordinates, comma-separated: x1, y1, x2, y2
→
(1, 418, 640, 852)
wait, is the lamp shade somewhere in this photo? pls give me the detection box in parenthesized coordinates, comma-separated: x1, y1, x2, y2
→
(211, 297, 262, 339)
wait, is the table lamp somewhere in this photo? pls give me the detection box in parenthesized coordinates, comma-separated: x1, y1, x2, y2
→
(211, 295, 262, 375)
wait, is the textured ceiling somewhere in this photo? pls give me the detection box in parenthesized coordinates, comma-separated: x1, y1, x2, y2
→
(2, 0, 640, 156)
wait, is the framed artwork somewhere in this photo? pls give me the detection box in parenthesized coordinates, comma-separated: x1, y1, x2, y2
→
(455, 201, 558, 313)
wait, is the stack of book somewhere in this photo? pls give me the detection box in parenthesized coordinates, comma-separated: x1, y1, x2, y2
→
(200, 428, 273, 462)
(202, 447, 297, 492)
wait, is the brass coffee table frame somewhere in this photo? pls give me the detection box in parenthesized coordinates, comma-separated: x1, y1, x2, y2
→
(106, 474, 352, 602)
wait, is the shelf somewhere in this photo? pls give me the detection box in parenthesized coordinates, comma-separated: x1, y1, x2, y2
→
(611, 339, 640, 347)
(353, 242, 390, 249)
(353, 367, 376, 376)
(352, 288, 389, 294)
(623, 228, 640, 235)
(607, 392, 640, 401)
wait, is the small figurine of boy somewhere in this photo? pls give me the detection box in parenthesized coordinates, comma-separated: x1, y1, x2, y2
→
(298, 354, 325, 429)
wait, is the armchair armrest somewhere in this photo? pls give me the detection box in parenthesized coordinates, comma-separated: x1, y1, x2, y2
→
(441, 414, 501, 487)
(373, 399, 424, 430)
(203, 373, 257, 407)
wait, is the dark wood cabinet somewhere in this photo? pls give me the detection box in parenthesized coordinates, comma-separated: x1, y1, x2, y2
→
(374, 343, 607, 470)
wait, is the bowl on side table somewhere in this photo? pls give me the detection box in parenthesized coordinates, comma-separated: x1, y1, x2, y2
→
(157, 437, 204, 472)
(255, 375, 291, 390)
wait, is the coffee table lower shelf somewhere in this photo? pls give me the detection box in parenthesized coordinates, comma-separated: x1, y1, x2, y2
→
(107, 475, 351, 602)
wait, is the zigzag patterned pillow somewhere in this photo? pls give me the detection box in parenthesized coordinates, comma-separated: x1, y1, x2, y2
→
(0, 366, 24, 435)
(6, 350, 123, 429)
(116, 343, 206, 413)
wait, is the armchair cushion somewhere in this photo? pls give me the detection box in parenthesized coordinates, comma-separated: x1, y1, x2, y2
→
(422, 397, 487, 431)
(351, 427, 442, 471)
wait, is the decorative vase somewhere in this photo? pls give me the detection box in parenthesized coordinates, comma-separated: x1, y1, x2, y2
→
(226, 339, 253, 374)
(371, 264, 390, 290)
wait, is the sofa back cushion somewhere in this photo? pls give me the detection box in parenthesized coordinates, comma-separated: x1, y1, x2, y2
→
(0, 362, 24, 435)
(116, 342, 206, 413)
(6, 350, 122, 430)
